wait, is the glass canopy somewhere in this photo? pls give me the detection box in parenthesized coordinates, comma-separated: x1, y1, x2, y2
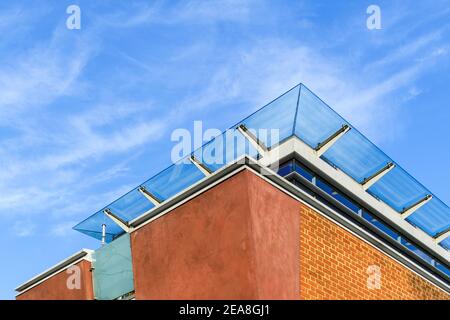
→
(73, 83, 450, 252)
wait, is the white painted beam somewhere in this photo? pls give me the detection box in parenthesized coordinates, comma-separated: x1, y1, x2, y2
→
(104, 209, 131, 233)
(434, 228, 450, 244)
(237, 124, 268, 157)
(189, 155, 212, 177)
(138, 186, 162, 206)
(362, 162, 395, 190)
(274, 136, 449, 259)
(315, 124, 351, 157)
(401, 195, 433, 220)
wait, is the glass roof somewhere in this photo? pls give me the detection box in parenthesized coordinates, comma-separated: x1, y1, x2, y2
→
(321, 129, 391, 184)
(192, 128, 259, 172)
(141, 160, 205, 202)
(73, 83, 450, 251)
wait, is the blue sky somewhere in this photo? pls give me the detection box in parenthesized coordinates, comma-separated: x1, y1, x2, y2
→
(1, 0, 450, 299)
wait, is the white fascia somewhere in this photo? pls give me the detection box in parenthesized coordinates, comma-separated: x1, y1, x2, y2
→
(260, 136, 450, 261)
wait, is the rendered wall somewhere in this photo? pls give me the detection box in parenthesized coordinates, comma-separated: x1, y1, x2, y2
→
(130, 169, 300, 299)
(16, 169, 448, 300)
(16, 260, 94, 300)
(299, 204, 449, 300)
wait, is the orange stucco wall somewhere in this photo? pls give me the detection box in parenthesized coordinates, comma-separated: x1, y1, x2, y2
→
(299, 204, 449, 300)
(16, 260, 94, 300)
(131, 169, 448, 300)
(130, 169, 300, 299)
(17, 168, 448, 300)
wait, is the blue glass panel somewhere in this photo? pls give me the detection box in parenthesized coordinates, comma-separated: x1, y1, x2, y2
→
(362, 211, 399, 239)
(401, 238, 434, 264)
(315, 177, 359, 212)
(193, 129, 259, 172)
(367, 166, 429, 212)
(435, 262, 450, 277)
(316, 178, 334, 195)
(289, 178, 316, 197)
(108, 188, 154, 221)
(142, 159, 205, 201)
(295, 85, 348, 148)
(333, 192, 361, 213)
(75, 229, 115, 243)
(93, 234, 134, 300)
(321, 129, 391, 183)
(73, 210, 124, 243)
(406, 197, 450, 236)
(294, 160, 314, 182)
(278, 161, 294, 176)
(240, 85, 299, 148)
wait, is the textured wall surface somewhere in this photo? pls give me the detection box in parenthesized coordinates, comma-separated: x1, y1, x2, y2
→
(16, 260, 94, 300)
(131, 169, 300, 299)
(17, 168, 449, 300)
(299, 205, 449, 300)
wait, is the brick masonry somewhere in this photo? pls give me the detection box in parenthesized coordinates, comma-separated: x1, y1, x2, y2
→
(299, 204, 449, 300)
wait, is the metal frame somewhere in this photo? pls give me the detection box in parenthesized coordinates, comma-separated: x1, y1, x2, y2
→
(138, 186, 162, 206)
(362, 162, 395, 190)
(101, 224, 106, 246)
(81, 135, 448, 263)
(401, 195, 433, 219)
(104, 209, 131, 233)
(237, 124, 268, 156)
(189, 155, 212, 176)
(315, 124, 350, 157)
(435, 228, 450, 245)
(268, 136, 449, 261)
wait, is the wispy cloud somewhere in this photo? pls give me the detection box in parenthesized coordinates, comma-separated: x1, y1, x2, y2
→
(12, 219, 36, 238)
(50, 221, 78, 237)
(1, 0, 449, 235)
(167, 36, 445, 144)
(0, 30, 94, 120)
(99, 0, 257, 28)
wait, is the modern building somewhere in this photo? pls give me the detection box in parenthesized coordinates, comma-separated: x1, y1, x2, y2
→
(15, 84, 449, 300)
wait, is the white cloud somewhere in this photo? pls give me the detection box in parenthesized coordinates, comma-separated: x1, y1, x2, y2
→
(0, 30, 94, 119)
(12, 220, 36, 237)
(100, 0, 257, 28)
(50, 221, 78, 237)
(1, 0, 448, 226)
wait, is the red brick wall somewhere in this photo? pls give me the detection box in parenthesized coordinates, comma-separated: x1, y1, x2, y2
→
(16, 260, 94, 300)
(299, 204, 449, 300)
(131, 169, 300, 299)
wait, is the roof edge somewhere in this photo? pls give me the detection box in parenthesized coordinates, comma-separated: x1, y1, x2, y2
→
(15, 248, 94, 294)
